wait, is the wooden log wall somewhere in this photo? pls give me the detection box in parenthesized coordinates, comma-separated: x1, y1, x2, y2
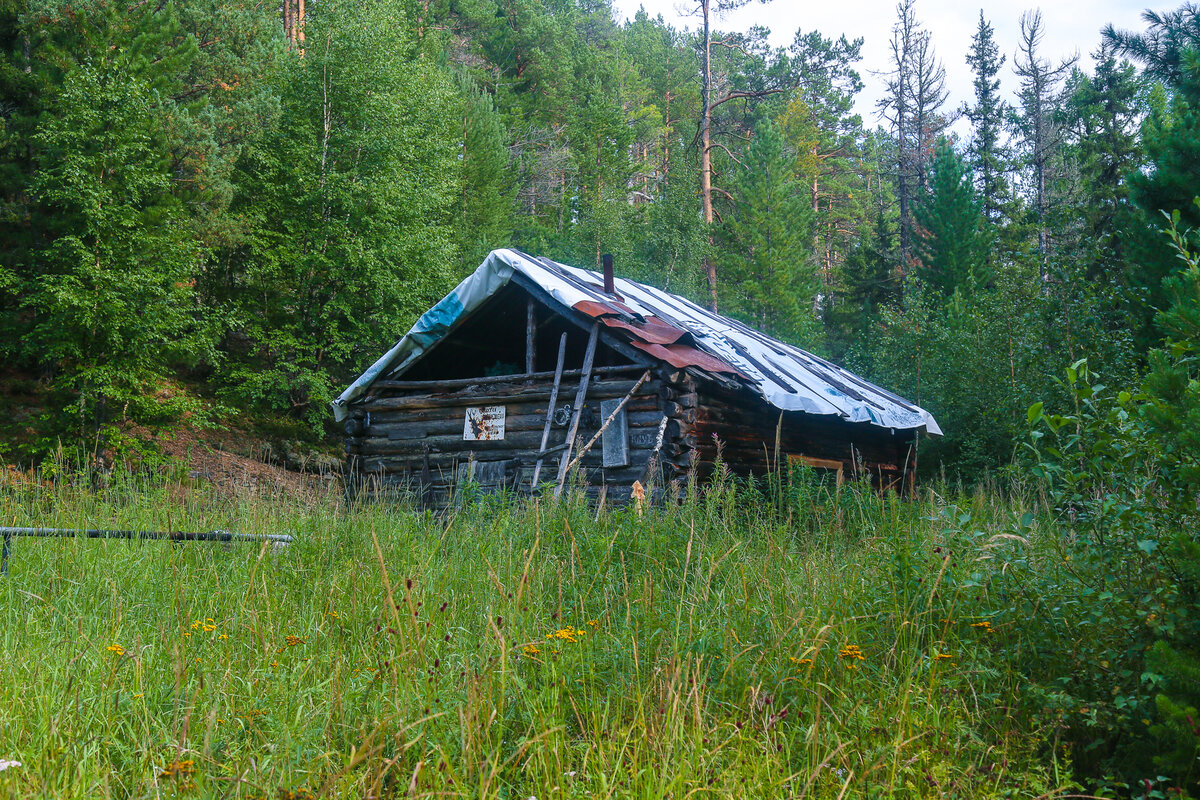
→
(683, 382, 919, 492)
(343, 364, 919, 504)
(343, 369, 688, 507)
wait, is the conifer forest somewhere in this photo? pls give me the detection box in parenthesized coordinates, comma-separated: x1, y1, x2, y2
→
(3, 0, 1200, 797)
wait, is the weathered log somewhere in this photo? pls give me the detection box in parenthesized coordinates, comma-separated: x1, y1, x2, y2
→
(364, 378, 657, 412)
(369, 363, 645, 393)
(662, 402, 698, 423)
(361, 391, 660, 427)
(359, 431, 563, 456)
(358, 445, 662, 475)
(363, 408, 667, 442)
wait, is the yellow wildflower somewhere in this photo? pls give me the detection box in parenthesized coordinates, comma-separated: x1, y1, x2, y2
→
(934, 653, 953, 661)
(523, 644, 541, 657)
(284, 635, 307, 647)
(548, 627, 585, 643)
(106, 644, 125, 656)
(160, 759, 195, 779)
(838, 645, 865, 661)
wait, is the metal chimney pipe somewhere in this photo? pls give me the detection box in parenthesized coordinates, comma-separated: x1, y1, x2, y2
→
(602, 253, 614, 294)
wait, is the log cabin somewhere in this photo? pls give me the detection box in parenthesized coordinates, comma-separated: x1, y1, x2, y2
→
(332, 249, 941, 507)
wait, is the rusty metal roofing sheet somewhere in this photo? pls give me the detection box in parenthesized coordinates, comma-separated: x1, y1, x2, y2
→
(628, 341, 746, 374)
(332, 249, 941, 435)
(590, 313, 686, 346)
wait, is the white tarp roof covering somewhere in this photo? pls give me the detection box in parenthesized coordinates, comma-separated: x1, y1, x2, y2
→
(332, 249, 941, 436)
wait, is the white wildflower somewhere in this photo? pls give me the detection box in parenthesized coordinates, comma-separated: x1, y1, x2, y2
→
(0, 760, 21, 771)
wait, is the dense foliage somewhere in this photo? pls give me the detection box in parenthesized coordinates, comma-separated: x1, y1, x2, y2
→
(0, 0, 1171, 468)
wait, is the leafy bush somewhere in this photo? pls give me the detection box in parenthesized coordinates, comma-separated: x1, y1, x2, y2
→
(1022, 211, 1200, 792)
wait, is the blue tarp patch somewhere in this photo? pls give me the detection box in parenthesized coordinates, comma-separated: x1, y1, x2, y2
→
(410, 291, 464, 343)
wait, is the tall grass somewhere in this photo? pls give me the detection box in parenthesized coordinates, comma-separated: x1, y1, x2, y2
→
(0, 466, 1078, 798)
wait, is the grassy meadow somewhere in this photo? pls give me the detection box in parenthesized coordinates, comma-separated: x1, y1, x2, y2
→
(0, 466, 1098, 798)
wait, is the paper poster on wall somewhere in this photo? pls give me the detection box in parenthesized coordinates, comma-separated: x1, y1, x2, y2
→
(464, 406, 505, 441)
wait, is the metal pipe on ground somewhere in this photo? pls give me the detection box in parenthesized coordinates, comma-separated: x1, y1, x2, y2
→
(0, 527, 294, 576)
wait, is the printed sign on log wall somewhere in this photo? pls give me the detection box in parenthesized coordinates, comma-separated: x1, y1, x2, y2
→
(463, 406, 505, 441)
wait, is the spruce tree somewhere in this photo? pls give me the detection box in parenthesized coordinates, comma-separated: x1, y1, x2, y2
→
(0, 0, 252, 435)
(963, 11, 1010, 223)
(1013, 10, 1076, 266)
(913, 142, 989, 297)
(1063, 43, 1144, 279)
(221, 0, 461, 428)
(1125, 59, 1200, 350)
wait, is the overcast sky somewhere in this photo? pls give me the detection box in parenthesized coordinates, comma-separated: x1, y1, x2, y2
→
(610, 0, 1164, 136)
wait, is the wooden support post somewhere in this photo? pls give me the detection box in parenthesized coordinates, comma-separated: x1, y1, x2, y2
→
(525, 297, 536, 379)
(531, 333, 568, 489)
(565, 369, 651, 474)
(555, 322, 599, 498)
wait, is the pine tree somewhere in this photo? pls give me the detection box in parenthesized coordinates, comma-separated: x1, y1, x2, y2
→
(689, 0, 780, 311)
(719, 119, 816, 341)
(1103, 4, 1200, 85)
(913, 142, 989, 297)
(623, 10, 707, 297)
(778, 29, 866, 317)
